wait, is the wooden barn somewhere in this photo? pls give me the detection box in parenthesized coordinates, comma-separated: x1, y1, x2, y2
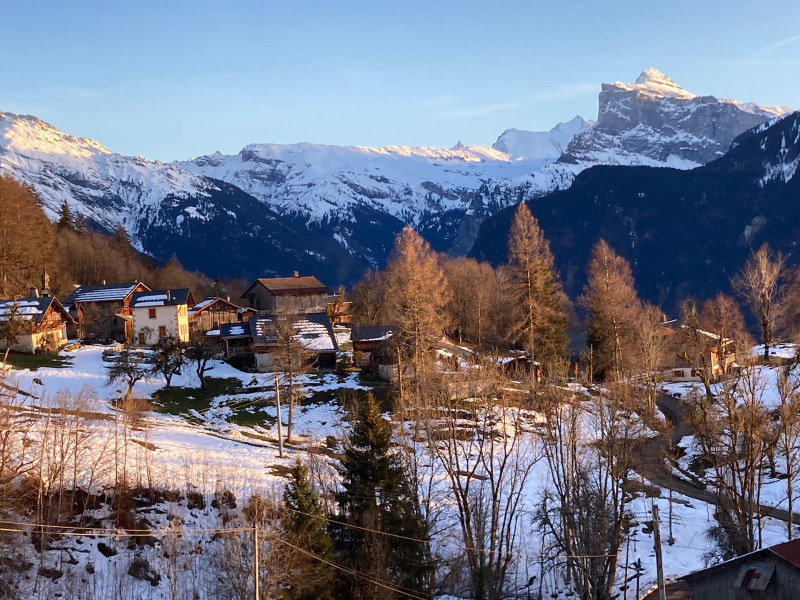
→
(188, 297, 242, 334)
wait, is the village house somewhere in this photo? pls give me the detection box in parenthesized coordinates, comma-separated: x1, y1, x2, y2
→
(0, 291, 74, 354)
(62, 281, 150, 342)
(219, 312, 338, 371)
(188, 296, 243, 334)
(239, 273, 329, 314)
(131, 289, 195, 346)
(659, 319, 736, 382)
(676, 538, 800, 599)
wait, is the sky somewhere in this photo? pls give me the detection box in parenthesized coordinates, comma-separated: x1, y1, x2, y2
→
(2, 0, 799, 161)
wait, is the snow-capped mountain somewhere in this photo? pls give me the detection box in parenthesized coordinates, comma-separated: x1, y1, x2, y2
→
(0, 68, 792, 285)
(491, 116, 593, 160)
(470, 111, 800, 312)
(562, 68, 792, 167)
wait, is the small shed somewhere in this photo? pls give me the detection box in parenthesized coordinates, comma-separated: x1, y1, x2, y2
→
(681, 538, 800, 599)
(351, 326, 393, 370)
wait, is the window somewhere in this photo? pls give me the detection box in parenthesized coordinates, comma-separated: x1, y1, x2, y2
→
(690, 369, 697, 377)
(158, 326, 167, 338)
(138, 332, 145, 345)
(149, 308, 156, 319)
(673, 370, 684, 378)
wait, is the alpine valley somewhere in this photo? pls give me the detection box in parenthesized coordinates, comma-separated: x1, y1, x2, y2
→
(0, 68, 794, 288)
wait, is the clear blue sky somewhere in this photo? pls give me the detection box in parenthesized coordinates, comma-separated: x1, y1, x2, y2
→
(3, 0, 799, 161)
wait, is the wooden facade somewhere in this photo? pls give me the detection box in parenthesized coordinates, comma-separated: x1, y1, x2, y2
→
(188, 297, 242, 333)
(240, 275, 328, 314)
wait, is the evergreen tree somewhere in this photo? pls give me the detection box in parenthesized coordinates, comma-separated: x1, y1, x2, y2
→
(334, 393, 432, 599)
(57, 200, 74, 230)
(505, 202, 569, 377)
(281, 459, 335, 600)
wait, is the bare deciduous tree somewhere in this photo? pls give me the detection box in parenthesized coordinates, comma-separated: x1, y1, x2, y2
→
(733, 243, 786, 360)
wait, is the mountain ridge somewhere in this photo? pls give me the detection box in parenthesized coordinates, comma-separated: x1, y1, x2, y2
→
(0, 69, 792, 285)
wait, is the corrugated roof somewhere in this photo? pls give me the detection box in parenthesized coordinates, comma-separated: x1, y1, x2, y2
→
(768, 538, 800, 568)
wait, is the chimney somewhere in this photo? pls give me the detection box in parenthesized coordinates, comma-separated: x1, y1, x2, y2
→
(102, 279, 106, 286)
(29, 287, 39, 299)
(167, 290, 172, 301)
(293, 271, 299, 278)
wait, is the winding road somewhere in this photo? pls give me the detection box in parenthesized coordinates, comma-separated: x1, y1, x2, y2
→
(638, 392, 800, 525)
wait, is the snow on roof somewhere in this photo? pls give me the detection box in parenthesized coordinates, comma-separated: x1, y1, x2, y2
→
(188, 297, 240, 317)
(293, 320, 335, 351)
(0, 297, 68, 324)
(63, 282, 143, 307)
(130, 289, 191, 308)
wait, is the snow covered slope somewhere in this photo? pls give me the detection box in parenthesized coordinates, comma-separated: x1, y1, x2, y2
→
(491, 116, 593, 160)
(178, 141, 548, 223)
(0, 68, 792, 284)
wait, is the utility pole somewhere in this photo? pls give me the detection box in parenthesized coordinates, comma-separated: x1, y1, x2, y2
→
(253, 523, 260, 600)
(668, 487, 675, 545)
(652, 504, 666, 600)
(275, 375, 284, 458)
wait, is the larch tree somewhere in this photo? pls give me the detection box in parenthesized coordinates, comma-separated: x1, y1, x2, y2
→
(383, 226, 450, 394)
(505, 203, 568, 379)
(581, 239, 640, 382)
(733, 243, 786, 360)
(0, 176, 55, 297)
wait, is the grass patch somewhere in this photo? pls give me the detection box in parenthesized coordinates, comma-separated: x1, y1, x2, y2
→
(2, 351, 72, 371)
(152, 377, 241, 415)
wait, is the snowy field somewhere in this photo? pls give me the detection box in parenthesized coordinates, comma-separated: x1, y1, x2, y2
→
(2, 343, 799, 598)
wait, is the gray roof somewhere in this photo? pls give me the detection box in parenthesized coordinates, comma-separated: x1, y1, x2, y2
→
(130, 289, 193, 308)
(247, 312, 338, 352)
(0, 296, 73, 324)
(220, 321, 251, 339)
(62, 282, 146, 309)
(351, 326, 393, 342)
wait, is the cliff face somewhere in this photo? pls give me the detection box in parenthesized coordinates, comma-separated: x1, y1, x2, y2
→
(561, 68, 791, 167)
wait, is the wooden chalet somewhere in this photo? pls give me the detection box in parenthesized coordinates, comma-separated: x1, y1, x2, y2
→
(188, 297, 242, 334)
(239, 273, 329, 314)
(0, 292, 74, 354)
(62, 281, 150, 342)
